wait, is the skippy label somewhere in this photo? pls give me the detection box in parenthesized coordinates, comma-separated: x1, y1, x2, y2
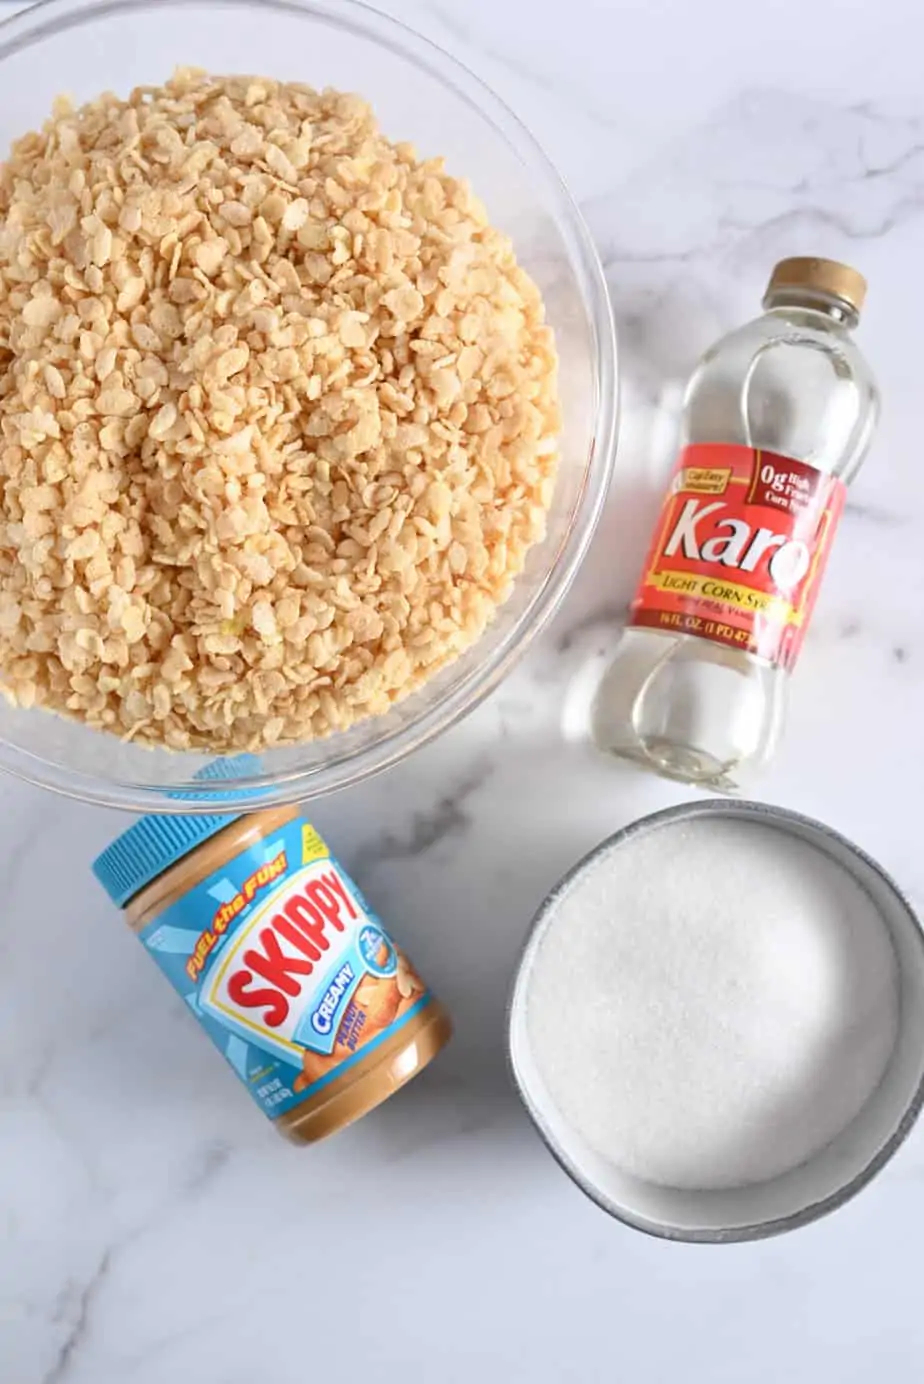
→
(140, 817, 432, 1118)
(629, 442, 847, 669)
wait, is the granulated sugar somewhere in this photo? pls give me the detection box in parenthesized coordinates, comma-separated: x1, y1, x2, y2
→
(526, 817, 899, 1190)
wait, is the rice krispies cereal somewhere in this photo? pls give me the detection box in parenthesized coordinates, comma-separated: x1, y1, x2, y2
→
(0, 70, 559, 750)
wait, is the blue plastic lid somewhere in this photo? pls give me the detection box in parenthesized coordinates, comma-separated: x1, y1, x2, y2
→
(92, 755, 264, 907)
(93, 811, 241, 906)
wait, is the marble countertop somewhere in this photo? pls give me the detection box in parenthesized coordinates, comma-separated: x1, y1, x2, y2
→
(3, 0, 924, 1380)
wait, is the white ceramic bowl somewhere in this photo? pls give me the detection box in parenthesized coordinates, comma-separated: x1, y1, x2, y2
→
(508, 801, 924, 1242)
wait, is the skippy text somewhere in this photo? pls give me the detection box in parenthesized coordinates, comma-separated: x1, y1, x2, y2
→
(223, 867, 359, 1027)
(186, 848, 290, 982)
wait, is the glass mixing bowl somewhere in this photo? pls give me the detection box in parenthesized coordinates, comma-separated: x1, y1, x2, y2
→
(0, 0, 617, 812)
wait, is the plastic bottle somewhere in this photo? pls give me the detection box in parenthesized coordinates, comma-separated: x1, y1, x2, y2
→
(591, 257, 879, 790)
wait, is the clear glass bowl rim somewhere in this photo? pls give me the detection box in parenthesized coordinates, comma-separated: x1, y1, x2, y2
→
(0, 0, 618, 813)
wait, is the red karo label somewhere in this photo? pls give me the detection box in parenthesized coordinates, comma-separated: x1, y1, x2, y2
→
(629, 443, 846, 670)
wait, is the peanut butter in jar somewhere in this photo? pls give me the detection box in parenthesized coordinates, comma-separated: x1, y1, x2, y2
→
(93, 805, 451, 1143)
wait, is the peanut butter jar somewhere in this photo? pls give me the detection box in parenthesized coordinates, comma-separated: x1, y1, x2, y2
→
(93, 805, 451, 1142)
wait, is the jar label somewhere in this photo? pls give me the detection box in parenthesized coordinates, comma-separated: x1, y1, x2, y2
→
(628, 443, 846, 668)
(140, 816, 432, 1119)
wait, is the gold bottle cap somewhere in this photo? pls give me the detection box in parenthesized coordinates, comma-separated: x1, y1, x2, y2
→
(764, 257, 867, 314)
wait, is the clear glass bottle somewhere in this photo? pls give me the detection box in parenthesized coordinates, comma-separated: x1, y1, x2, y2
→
(591, 258, 879, 790)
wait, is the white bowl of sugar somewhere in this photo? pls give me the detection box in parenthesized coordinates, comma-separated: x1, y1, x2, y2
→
(508, 801, 924, 1241)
